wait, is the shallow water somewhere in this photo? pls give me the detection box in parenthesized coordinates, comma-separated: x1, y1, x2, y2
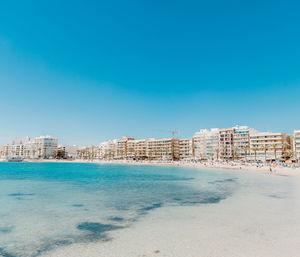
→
(0, 163, 293, 257)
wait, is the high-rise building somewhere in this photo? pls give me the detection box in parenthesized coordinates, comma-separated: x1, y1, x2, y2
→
(218, 128, 234, 160)
(34, 136, 58, 158)
(178, 138, 193, 160)
(193, 129, 219, 160)
(233, 125, 258, 159)
(115, 136, 135, 159)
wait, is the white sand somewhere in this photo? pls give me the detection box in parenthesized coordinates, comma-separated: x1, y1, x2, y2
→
(42, 171, 300, 257)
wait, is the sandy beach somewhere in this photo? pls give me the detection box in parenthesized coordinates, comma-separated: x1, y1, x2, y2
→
(96, 160, 300, 177)
(19, 158, 300, 177)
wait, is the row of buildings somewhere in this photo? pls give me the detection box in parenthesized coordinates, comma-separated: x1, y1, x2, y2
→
(1, 128, 300, 162)
(77, 126, 300, 163)
(0, 136, 58, 159)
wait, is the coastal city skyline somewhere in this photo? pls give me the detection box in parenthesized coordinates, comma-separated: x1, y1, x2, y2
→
(1, 125, 299, 162)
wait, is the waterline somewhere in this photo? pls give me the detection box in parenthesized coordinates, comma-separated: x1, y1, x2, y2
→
(0, 163, 237, 257)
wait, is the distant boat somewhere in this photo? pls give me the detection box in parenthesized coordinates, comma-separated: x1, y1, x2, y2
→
(6, 157, 24, 162)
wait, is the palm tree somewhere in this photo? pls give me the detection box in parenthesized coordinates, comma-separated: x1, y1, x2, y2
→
(241, 145, 250, 162)
(38, 147, 42, 159)
(251, 146, 259, 162)
(233, 146, 239, 161)
(215, 148, 220, 160)
(32, 149, 36, 159)
(284, 150, 293, 160)
(271, 143, 278, 161)
(52, 150, 57, 159)
(282, 142, 291, 161)
(222, 148, 226, 161)
(261, 145, 269, 163)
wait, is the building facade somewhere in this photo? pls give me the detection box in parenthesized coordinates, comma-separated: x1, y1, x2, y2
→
(233, 126, 258, 160)
(127, 139, 147, 159)
(178, 138, 193, 160)
(146, 138, 179, 161)
(0, 136, 58, 159)
(98, 137, 183, 161)
(219, 128, 234, 160)
(294, 130, 300, 162)
(99, 140, 117, 159)
(114, 136, 135, 159)
(250, 132, 291, 162)
(34, 136, 58, 158)
(193, 129, 219, 160)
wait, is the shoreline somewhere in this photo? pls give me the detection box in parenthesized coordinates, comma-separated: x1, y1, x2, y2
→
(2, 159, 300, 257)
(2, 158, 300, 177)
(40, 161, 300, 257)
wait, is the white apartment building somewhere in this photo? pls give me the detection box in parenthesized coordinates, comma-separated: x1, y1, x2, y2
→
(99, 140, 117, 159)
(193, 129, 219, 160)
(178, 138, 193, 160)
(294, 130, 300, 162)
(2, 137, 32, 158)
(1, 136, 58, 159)
(250, 132, 291, 162)
(34, 136, 58, 158)
(233, 125, 258, 159)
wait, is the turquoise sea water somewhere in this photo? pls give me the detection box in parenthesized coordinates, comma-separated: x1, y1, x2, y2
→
(0, 163, 241, 256)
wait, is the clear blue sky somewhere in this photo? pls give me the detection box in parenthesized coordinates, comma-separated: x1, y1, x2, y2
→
(0, 0, 299, 145)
